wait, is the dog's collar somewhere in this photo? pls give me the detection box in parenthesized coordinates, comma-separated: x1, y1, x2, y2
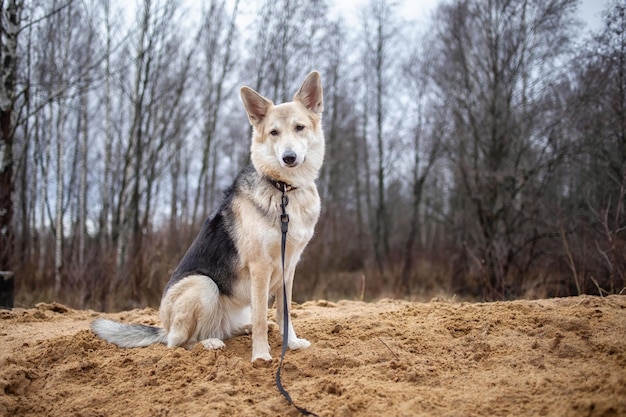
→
(267, 178, 297, 193)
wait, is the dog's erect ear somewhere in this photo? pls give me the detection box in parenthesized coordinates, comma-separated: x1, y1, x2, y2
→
(240, 87, 273, 125)
(294, 71, 323, 115)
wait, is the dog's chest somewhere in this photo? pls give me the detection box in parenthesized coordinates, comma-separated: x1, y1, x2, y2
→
(284, 193, 320, 241)
(261, 192, 319, 252)
(234, 188, 320, 254)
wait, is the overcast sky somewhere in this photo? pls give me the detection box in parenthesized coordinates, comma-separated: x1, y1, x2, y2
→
(329, 0, 608, 32)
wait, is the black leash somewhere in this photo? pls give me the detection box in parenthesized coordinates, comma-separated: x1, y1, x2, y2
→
(275, 182, 318, 417)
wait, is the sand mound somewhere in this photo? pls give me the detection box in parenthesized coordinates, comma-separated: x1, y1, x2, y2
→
(1, 296, 625, 416)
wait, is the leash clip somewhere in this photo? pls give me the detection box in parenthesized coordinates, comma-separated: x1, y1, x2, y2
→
(281, 213, 289, 232)
(280, 189, 290, 233)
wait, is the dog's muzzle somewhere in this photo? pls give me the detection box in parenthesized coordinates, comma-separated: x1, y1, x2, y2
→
(282, 149, 298, 167)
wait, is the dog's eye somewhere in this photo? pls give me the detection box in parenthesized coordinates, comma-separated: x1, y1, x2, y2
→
(295, 124, 305, 132)
(270, 129, 279, 136)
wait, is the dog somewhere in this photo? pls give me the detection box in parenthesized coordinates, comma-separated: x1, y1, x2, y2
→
(92, 71, 324, 362)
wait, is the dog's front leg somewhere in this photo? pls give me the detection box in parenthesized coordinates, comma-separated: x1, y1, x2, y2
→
(276, 264, 311, 351)
(249, 262, 272, 362)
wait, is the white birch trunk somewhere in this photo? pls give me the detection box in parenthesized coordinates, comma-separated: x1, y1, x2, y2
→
(79, 88, 88, 269)
(101, 0, 112, 249)
(38, 107, 51, 279)
(54, 101, 65, 296)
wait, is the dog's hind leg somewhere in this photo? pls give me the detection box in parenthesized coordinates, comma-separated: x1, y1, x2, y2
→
(166, 324, 192, 348)
(228, 305, 252, 336)
(161, 275, 226, 350)
(197, 303, 248, 350)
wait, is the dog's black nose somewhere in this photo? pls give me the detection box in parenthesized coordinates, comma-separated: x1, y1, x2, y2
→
(282, 150, 297, 167)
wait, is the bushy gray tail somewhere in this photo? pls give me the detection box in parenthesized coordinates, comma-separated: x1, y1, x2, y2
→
(91, 318, 167, 348)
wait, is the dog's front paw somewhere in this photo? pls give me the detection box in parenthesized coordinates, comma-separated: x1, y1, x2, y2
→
(252, 356, 273, 368)
(251, 344, 272, 363)
(200, 338, 226, 350)
(288, 337, 311, 350)
(251, 352, 272, 364)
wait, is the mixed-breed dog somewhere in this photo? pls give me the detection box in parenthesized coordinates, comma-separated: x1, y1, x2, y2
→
(92, 71, 324, 364)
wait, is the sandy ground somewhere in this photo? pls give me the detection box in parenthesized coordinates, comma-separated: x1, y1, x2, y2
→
(1, 295, 625, 417)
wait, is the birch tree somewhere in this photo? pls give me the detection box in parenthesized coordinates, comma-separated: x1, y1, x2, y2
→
(99, 0, 114, 251)
(0, 0, 20, 308)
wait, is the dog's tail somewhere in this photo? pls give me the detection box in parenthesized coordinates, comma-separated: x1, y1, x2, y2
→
(91, 318, 167, 348)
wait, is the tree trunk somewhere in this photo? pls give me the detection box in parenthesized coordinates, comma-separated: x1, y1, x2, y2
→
(79, 57, 92, 273)
(100, 0, 113, 251)
(54, 101, 65, 296)
(0, 0, 20, 308)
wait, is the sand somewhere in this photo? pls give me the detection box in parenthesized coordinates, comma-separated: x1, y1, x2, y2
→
(1, 295, 625, 416)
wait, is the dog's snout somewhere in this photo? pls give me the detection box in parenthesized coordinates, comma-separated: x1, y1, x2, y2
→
(282, 149, 298, 167)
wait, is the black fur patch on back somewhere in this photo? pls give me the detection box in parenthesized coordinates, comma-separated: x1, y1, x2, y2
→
(165, 189, 239, 296)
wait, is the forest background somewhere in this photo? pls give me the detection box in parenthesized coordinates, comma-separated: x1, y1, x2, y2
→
(0, 0, 624, 311)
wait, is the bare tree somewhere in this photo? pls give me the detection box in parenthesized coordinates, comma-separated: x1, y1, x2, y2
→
(430, 0, 578, 299)
(565, 0, 626, 294)
(99, 0, 114, 251)
(51, 1, 78, 296)
(113, 0, 192, 306)
(397, 41, 442, 294)
(297, 19, 368, 298)
(0, 0, 21, 308)
(359, 0, 399, 275)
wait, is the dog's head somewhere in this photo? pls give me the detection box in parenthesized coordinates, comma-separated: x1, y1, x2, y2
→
(241, 71, 324, 186)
